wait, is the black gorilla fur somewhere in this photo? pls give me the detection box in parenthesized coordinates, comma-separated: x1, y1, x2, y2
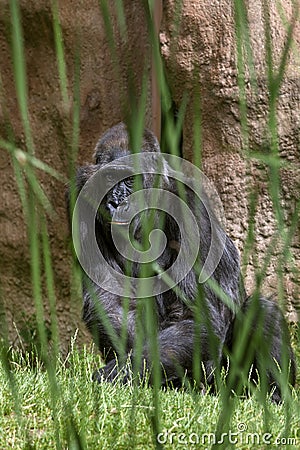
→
(69, 123, 295, 402)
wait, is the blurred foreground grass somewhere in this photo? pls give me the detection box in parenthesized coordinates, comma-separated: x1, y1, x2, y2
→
(0, 340, 299, 450)
(0, 1, 299, 449)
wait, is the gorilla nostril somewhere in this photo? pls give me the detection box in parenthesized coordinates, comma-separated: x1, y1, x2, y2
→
(121, 199, 129, 210)
(106, 201, 118, 215)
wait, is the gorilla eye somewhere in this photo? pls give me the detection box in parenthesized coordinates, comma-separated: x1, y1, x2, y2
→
(124, 177, 134, 188)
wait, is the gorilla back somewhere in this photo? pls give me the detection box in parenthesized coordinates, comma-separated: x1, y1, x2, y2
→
(69, 122, 295, 402)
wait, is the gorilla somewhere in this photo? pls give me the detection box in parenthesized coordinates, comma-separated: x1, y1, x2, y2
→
(69, 122, 295, 403)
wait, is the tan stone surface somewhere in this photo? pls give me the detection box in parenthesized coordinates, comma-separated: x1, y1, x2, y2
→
(0, 0, 151, 349)
(161, 0, 300, 319)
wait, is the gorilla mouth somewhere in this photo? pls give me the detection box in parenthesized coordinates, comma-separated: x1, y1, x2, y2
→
(97, 204, 130, 226)
(110, 220, 130, 226)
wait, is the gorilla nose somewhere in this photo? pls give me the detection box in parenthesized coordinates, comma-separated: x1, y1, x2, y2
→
(107, 199, 130, 225)
(106, 201, 118, 216)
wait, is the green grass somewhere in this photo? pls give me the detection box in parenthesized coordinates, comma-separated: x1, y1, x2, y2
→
(0, 0, 300, 449)
(0, 342, 299, 450)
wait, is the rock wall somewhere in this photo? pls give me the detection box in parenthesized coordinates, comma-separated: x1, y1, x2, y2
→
(0, 0, 152, 349)
(161, 0, 300, 319)
(0, 0, 298, 352)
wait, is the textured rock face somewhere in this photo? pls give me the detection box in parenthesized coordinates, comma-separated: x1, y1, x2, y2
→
(0, 0, 298, 350)
(161, 0, 300, 319)
(0, 0, 152, 348)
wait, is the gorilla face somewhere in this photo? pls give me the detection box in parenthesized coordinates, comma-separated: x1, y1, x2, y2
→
(99, 177, 135, 226)
(95, 171, 180, 276)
